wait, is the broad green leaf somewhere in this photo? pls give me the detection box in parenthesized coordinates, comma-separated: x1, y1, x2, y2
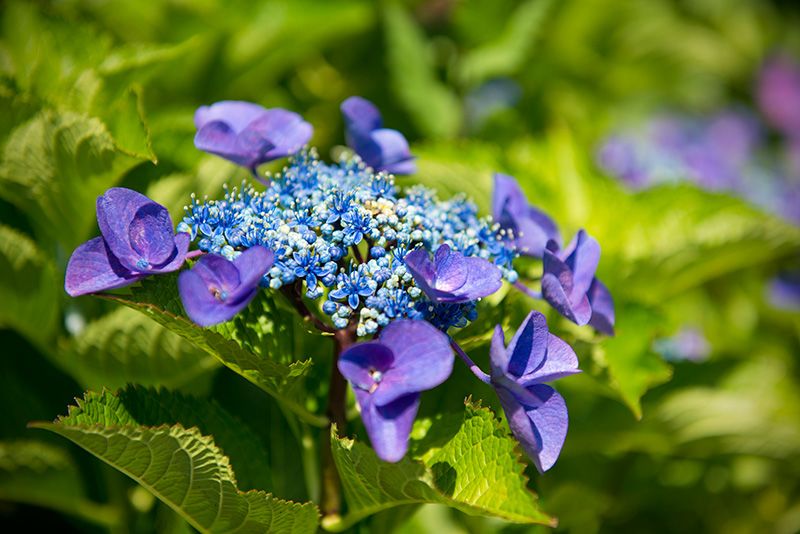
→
(55, 307, 218, 392)
(0, 439, 120, 526)
(44, 387, 272, 491)
(0, 224, 59, 344)
(0, 110, 143, 248)
(383, 4, 462, 139)
(325, 401, 554, 531)
(104, 274, 326, 426)
(592, 306, 672, 418)
(458, 0, 555, 85)
(33, 389, 320, 534)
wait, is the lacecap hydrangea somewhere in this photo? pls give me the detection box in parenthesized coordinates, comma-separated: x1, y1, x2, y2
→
(65, 97, 616, 471)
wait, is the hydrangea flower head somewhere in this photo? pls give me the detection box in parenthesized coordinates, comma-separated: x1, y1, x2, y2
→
(489, 311, 580, 472)
(194, 101, 313, 172)
(338, 319, 453, 462)
(405, 244, 502, 303)
(341, 96, 416, 175)
(65, 188, 189, 296)
(178, 150, 518, 336)
(178, 246, 274, 327)
(492, 173, 559, 257)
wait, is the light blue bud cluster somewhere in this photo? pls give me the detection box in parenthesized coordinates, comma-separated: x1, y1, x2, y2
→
(177, 150, 518, 336)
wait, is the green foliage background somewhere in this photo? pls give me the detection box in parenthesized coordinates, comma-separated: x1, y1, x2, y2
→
(1, 0, 799, 532)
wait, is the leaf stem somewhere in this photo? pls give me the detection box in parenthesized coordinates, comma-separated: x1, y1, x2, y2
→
(513, 280, 542, 300)
(449, 337, 492, 385)
(351, 244, 365, 264)
(280, 284, 336, 334)
(321, 323, 356, 519)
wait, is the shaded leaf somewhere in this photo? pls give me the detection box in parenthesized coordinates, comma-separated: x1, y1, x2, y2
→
(0, 224, 59, 344)
(0, 439, 120, 526)
(104, 274, 326, 426)
(55, 307, 218, 392)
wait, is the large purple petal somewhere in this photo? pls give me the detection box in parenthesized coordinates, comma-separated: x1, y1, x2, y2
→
(356, 390, 420, 463)
(489, 324, 508, 378)
(149, 232, 190, 273)
(369, 129, 416, 174)
(370, 320, 453, 406)
(247, 108, 313, 160)
(339, 342, 395, 392)
(587, 278, 615, 336)
(541, 272, 592, 326)
(513, 205, 560, 257)
(190, 255, 241, 293)
(230, 246, 274, 300)
(178, 267, 258, 327)
(492, 173, 559, 257)
(382, 157, 417, 176)
(433, 245, 467, 293)
(505, 311, 549, 378)
(492, 173, 525, 222)
(497, 384, 568, 473)
(520, 334, 581, 385)
(194, 101, 268, 133)
(64, 237, 143, 296)
(195, 121, 265, 168)
(342, 96, 383, 136)
(458, 257, 503, 300)
(96, 188, 162, 272)
(563, 230, 600, 296)
(128, 203, 176, 266)
(404, 248, 438, 296)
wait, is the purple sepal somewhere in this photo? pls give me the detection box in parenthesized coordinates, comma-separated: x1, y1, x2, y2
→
(194, 101, 312, 171)
(492, 173, 559, 257)
(489, 311, 579, 473)
(338, 320, 453, 462)
(341, 96, 416, 175)
(541, 230, 614, 334)
(178, 246, 274, 327)
(404, 244, 502, 304)
(65, 188, 189, 297)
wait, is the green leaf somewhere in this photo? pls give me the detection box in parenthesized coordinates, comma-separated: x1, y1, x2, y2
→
(104, 274, 326, 426)
(0, 224, 59, 344)
(383, 4, 462, 139)
(46, 387, 273, 491)
(0, 439, 120, 526)
(592, 305, 672, 419)
(33, 389, 320, 534)
(326, 401, 554, 530)
(55, 307, 218, 393)
(0, 110, 143, 248)
(458, 0, 555, 85)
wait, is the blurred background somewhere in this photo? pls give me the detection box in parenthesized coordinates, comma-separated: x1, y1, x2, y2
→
(1, 0, 799, 532)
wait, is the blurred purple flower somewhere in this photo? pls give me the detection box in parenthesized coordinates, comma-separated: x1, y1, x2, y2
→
(338, 320, 453, 462)
(194, 101, 312, 172)
(341, 96, 416, 175)
(654, 327, 710, 363)
(405, 244, 502, 303)
(492, 173, 560, 257)
(178, 246, 273, 327)
(758, 54, 800, 138)
(65, 188, 189, 297)
(542, 230, 615, 334)
(489, 311, 580, 472)
(768, 271, 800, 311)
